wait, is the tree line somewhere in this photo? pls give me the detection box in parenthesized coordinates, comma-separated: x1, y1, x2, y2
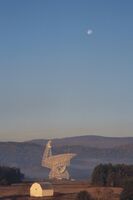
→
(75, 164, 133, 200)
(91, 163, 133, 187)
(0, 166, 24, 185)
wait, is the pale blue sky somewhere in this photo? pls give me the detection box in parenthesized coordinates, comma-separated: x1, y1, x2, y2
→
(0, 0, 133, 141)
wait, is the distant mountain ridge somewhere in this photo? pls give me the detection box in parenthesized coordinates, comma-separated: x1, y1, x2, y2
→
(0, 135, 133, 179)
(27, 135, 133, 148)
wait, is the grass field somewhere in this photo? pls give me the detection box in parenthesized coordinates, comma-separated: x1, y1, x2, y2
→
(0, 181, 122, 200)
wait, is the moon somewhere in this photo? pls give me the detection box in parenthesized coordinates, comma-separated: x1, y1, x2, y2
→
(87, 29, 93, 35)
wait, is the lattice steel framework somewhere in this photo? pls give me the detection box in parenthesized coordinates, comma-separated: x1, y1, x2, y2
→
(42, 140, 76, 180)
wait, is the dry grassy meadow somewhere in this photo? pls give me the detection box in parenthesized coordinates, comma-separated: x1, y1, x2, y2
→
(0, 181, 122, 200)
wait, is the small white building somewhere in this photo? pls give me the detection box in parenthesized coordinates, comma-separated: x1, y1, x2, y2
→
(30, 182, 54, 197)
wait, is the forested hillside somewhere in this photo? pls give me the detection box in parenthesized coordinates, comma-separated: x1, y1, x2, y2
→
(0, 136, 132, 179)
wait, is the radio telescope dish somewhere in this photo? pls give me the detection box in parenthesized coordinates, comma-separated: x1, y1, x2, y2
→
(42, 140, 76, 180)
(57, 165, 66, 174)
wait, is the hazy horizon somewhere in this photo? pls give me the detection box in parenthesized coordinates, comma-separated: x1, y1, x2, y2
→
(0, 132, 133, 142)
(0, 0, 133, 141)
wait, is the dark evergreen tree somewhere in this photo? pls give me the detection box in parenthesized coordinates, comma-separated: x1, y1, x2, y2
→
(76, 191, 94, 200)
(0, 166, 24, 185)
(120, 178, 133, 200)
(91, 164, 133, 187)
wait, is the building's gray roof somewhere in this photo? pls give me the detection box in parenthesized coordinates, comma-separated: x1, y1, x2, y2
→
(39, 182, 53, 190)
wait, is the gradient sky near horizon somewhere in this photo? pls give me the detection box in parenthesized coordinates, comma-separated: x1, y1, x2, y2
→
(0, 0, 133, 141)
